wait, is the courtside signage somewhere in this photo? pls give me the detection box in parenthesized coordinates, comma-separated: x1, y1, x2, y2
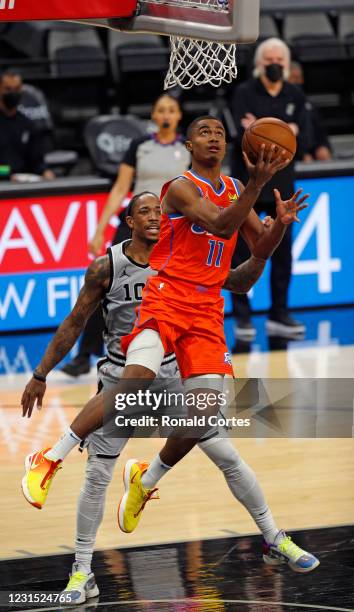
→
(1, 176, 353, 331)
(237, 176, 354, 311)
(0, 192, 114, 331)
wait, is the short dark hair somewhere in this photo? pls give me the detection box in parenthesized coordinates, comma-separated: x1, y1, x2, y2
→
(152, 93, 182, 112)
(125, 191, 159, 218)
(186, 115, 224, 140)
(0, 67, 22, 83)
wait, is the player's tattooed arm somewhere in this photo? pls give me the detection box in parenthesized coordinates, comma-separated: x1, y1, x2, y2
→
(38, 255, 110, 376)
(223, 256, 266, 294)
(21, 256, 110, 417)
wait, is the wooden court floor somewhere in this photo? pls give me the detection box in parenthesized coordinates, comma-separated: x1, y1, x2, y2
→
(0, 345, 353, 560)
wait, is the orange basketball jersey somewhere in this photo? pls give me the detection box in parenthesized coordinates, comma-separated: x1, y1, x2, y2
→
(149, 170, 240, 287)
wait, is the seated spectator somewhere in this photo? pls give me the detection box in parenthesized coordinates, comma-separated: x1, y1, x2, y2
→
(0, 68, 55, 180)
(289, 61, 332, 162)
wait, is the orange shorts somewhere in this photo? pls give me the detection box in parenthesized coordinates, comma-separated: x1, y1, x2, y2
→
(121, 274, 234, 379)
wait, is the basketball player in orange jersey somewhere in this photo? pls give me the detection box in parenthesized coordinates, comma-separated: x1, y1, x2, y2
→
(22, 117, 318, 573)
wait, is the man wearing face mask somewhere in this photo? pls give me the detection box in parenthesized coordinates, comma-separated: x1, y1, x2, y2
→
(231, 38, 312, 338)
(0, 68, 54, 180)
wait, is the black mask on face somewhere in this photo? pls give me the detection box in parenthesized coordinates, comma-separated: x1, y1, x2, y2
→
(2, 91, 22, 110)
(265, 63, 284, 83)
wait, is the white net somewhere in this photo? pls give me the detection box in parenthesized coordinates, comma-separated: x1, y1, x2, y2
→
(164, 37, 237, 89)
(139, 0, 238, 89)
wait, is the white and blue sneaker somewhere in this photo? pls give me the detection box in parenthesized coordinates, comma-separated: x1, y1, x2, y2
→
(263, 530, 320, 573)
(62, 564, 100, 605)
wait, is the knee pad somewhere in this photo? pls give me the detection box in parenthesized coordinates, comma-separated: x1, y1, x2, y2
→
(125, 329, 164, 375)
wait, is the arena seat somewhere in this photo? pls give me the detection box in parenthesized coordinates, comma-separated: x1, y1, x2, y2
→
(48, 25, 106, 77)
(284, 13, 346, 62)
(339, 13, 354, 59)
(84, 114, 146, 177)
(338, 12, 354, 39)
(109, 31, 169, 114)
(259, 15, 281, 40)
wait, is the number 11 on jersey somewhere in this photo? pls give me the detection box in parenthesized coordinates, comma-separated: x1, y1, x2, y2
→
(206, 240, 224, 267)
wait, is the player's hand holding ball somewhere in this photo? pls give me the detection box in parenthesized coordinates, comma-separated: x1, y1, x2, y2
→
(242, 117, 297, 189)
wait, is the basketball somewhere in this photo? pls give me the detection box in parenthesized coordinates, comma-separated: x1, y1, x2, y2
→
(242, 117, 297, 164)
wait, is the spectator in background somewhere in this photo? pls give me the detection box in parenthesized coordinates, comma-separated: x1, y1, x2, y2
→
(289, 61, 332, 162)
(89, 93, 190, 256)
(0, 69, 54, 180)
(231, 38, 311, 339)
(62, 93, 190, 377)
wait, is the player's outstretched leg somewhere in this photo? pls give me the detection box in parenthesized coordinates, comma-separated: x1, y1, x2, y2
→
(118, 375, 225, 532)
(22, 362, 157, 509)
(199, 436, 319, 573)
(62, 455, 116, 603)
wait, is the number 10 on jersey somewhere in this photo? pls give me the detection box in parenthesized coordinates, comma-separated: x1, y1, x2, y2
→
(206, 240, 224, 267)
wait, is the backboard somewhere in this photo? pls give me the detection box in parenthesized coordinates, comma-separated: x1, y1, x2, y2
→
(0, 0, 259, 44)
(110, 0, 260, 44)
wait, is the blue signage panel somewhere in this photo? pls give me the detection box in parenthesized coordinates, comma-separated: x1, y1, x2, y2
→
(226, 176, 354, 312)
(1, 176, 354, 331)
(0, 270, 85, 332)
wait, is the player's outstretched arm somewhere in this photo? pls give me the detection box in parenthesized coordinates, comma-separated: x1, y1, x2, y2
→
(21, 256, 110, 418)
(164, 145, 290, 239)
(240, 187, 309, 260)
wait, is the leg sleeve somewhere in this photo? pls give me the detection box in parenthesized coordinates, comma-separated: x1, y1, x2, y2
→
(75, 455, 116, 574)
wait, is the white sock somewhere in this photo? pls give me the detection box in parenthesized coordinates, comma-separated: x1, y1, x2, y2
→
(141, 455, 171, 489)
(45, 428, 82, 461)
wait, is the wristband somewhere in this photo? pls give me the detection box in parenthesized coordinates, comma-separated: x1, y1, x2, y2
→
(33, 369, 46, 383)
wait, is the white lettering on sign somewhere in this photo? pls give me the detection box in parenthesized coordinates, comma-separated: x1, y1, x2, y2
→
(31, 202, 80, 261)
(47, 275, 85, 317)
(47, 277, 71, 317)
(0, 345, 31, 374)
(0, 199, 110, 266)
(0, 209, 43, 264)
(86, 200, 99, 241)
(0, 280, 35, 319)
(0, 0, 16, 9)
(292, 192, 341, 293)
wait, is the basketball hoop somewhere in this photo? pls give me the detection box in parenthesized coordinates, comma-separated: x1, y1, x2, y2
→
(129, 0, 238, 89)
(0, 0, 259, 90)
(108, 0, 259, 89)
(165, 36, 237, 89)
